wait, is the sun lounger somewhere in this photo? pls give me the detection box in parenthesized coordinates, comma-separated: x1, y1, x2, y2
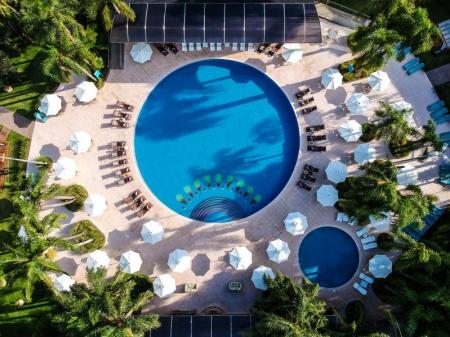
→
(307, 145, 326, 152)
(407, 63, 425, 75)
(130, 196, 146, 210)
(137, 203, 152, 217)
(440, 132, 450, 140)
(307, 134, 326, 142)
(336, 212, 349, 222)
(431, 107, 449, 118)
(112, 159, 128, 166)
(216, 43, 222, 51)
(295, 88, 311, 99)
(111, 150, 127, 158)
(361, 235, 376, 244)
(188, 43, 195, 51)
(402, 57, 420, 70)
(232, 43, 238, 51)
(356, 226, 369, 237)
(196, 43, 202, 51)
(267, 43, 282, 56)
(306, 125, 325, 133)
(224, 43, 230, 48)
(124, 190, 141, 203)
(112, 141, 126, 148)
(363, 242, 378, 250)
(301, 173, 316, 182)
(301, 106, 317, 114)
(113, 110, 131, 120)
(348, 218, 358, 226)
(111, 119, 130, 128)
(116, 167, 130, 176)
(118, 175, 133, 185)
(181, 43, 187, 52)
(256, 44, 270, 53)
(240, 43, 246, 51)
(427, 100, 445, 112)
(153, 43, 169, 56)
(353, 282, 367, 295)
(304, 164, 319, 173)
(166, 43, 179, 54)
(247, 43, 254, 51)
(297, 180, 312, 191)
(359, 273, 374, 284)
(116, 100, 135, 112)
(299, 97, 314, 107)
(435, 114, 450, 125)
(209, 43, 216, 52)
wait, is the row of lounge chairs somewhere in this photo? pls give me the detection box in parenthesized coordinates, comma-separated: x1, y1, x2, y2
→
(110, 141, 133, 185)
(256, 43, 283, 57)
(356, 226, 378, 250)
(306, 122, 326, 144)
(153, 43, 179, 56)
(182, 42, 255, 52)
(353, 273, 374, 296)
(428, 100, 449, 125)
(124, 189, 152, 218)
(296, 164, 319, 191)
(402, 57, 425, 75)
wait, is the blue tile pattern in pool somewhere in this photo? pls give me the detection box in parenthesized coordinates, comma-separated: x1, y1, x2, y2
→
(299, 227, 359, 288)
(134, 59, 299, 223)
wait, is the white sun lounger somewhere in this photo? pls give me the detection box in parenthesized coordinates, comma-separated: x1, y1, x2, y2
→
(356, 226, 369, 237)
(363, 242, 378, 250)
(209, 43, 216, 51)
(336, 212, 349, 222)
(224, 42, 230, 48)
(361, 236, 376, 244)
(232, 43, 238, 51)
(181, 43, 188, 52)
(247, 42, 254, 51)
(359, 273, 374, 284)
(188, 43, 195, 51)
(240, 43, 246, 51)
(353, 282, 367, 295)
(216, 43, 222, 51)
(196, 43, 202, 51)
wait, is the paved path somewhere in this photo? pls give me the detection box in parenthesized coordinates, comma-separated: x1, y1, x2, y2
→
(426, 63, 450, 86)
(0, 107, 34, 138)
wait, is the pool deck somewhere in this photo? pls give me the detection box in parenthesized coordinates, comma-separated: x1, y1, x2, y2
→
(28, 19, 450, 319)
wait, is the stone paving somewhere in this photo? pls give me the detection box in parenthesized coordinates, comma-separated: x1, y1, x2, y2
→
(27, 19, 450, 318)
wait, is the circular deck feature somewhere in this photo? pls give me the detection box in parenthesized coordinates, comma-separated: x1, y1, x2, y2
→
(299, 227, 359, 288)
(134, 59, 299, 222)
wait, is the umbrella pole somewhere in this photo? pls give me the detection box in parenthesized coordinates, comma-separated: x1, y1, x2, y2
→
(1, 155, 49, 166)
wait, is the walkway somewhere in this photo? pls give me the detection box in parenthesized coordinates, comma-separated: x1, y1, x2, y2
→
(0, 107, 34, 138)
(426, 63, 450, 86)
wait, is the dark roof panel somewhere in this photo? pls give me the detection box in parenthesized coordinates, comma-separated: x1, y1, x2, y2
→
(192, 316, 212, 337)
(264, 4, 284, 42)
(304, 3, 321, 43)
(285, 3, 305, 43)
(244, 4, 264, 43)
(128, 4, 147, 41)
(146, 4, 165, 42)
(185, 3, 205, 42)
(205, 4, 225, 42)
(225, 4, 244, 43)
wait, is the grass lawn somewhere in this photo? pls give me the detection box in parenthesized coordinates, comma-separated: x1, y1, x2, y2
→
(0, 46, 57, 119)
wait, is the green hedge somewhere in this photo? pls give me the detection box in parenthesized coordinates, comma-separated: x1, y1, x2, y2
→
(70, 219, 105, 253)
(64, 184, 88, 212)
(338, 60, 378, 82)
(389, 142, 414, 158)
(360, 123, 377, 142)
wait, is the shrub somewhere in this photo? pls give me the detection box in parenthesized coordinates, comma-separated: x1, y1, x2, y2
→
(128, 272, 154, 300)
(338, 59, 378, 82)
(0, 50, 16, 85)
(64, 184, 88, 212)
(34, 155, 53, 173)
(70, 219, 105, 253)
(360, 123, 377, 142)
(95, 78, 105, 89)
(377, 233, 395, 250)
(344, 300, 366, 325)
(389, 142, 413, 158)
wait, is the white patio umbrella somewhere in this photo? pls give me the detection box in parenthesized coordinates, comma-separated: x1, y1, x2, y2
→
(354, 143, 376, 164)
(316, 185, 339, 207)
(369, 254, 392, 278)
(325, 160, 348, 184)
(251, 265, 275, 290)
(369, 212, 392, 231)
(284, 212, 308, 235)
(281, 43, 303, 63)
(75, 81, 97, 103)
(86, 250, 110, 271)
(54, 274, 75, 292)
(69, 131, 92, 154)
(38, 94, 62, 116)
(391, 100, 414, 124)
(339, 120, 362, 142)
(346, 93, 369, 115)
(368, 70, 391, 92)
(266, 239, 290, 264)
(396, 164, 418, 186)
(153, 274, 176, 298)
(130, 43, 153, 63)
(18, 225, 28, 242)
(229, 246, 252, 270)
(141, 220, 164, 244)
(54, 157, 77, 180)
(119, 250, 142, 274)
(84, 194, 107, 217)
(168, 249, 191, 273)
(321, 68, 343, 90)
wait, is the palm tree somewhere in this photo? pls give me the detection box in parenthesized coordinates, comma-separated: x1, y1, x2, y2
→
(53, 269, 160, 337)
(0, 0, 17, 17)
(83, 0, 136, 31)
(395, 185, 436, 230)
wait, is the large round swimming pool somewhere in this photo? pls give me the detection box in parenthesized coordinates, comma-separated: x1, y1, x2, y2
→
(299, 227, 359, 288)
(134, 59, 299, 223)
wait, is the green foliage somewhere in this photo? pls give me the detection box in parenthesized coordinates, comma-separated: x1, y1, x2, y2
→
(0, 50, 15, 85)
(53, 269, 160, 337)
(377, 233, 395, 250)
(338, 60, 378, 82)
(5, 131, 30, 188)
(70, 220, 105, 253)
(83, 0, 136, 31)
(360, 123, 377, 142)
(64, 184, 88, 212)
(344, 300, 366, 325)
(395, 185, 436, 230)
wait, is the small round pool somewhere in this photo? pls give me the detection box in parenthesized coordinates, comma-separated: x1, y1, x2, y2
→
(134, 59, 299, 223)
(298, 227, 359, 288)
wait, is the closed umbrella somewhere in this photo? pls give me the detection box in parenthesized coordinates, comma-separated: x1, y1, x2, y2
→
(54, 274, 75, 292)
(54, 157, 77, 180)
(75, 81, 97, 103)
(396, 164, 418, 186)
(84, 194, 107, 217)
(153, 274, 176, 298)
(266, 239, 290, 264)
(281, 43, 303, 63)
(141, 220, 164, 244)
(251, 265, 275, 290)
(325, 160, 348, 183)
(321, 68, 343, 90)
(339, 120, 362, 142)
(130, 43, 153, 63)
(168, 249, 191, 273)
(368, 70, 391, 91)
(119, 250, 142, 274)
(369, 212, 392, 231)
(317, 185, 338, 207)
(18, 225, 28, 242)
(69, 131, 92, 154)
(347, 93, 369, 115)
(369, 254, 392, 278)
(354, 143, 376, 164)
(229, 246, 252, 270)
(86, 250, 110, 271)
(284, 212, 308, 235)
(39, 94, 62, 116)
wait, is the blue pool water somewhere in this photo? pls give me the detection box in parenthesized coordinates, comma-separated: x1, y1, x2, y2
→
(299, 227, 359, 288)
(134, 59, 299, 222)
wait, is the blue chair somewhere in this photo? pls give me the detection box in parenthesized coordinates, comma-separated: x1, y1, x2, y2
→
(407, 63, 425, 75)
(435, 114, 450, 124)
(34, 112, 48, 123)
(347, 64, 355, 73)
(431, 107, 449, 118)
(427, 100, 445, 112)
(94, 70, 102, 79)
(402, 57, 420, 70)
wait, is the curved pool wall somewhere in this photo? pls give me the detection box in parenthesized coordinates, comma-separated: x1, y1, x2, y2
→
(134, 59, 300, 223)
(298, 227, 359, 288)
